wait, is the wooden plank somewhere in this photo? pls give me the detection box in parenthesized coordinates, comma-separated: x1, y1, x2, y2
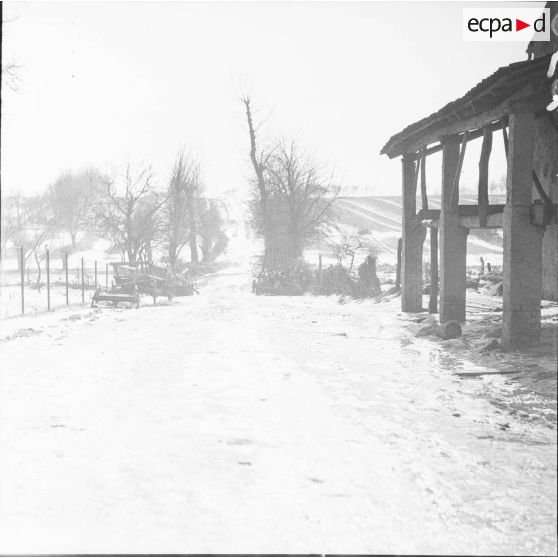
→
(478, 126, 493, 227)
(532, 170, 552, 206)
(428, 227, 438, 314)
(440, 134, 467, 323)
(531, 203, 558, 225)
(502, 122, 509, 156)
(410, 120, 505, 161)
(449, 132, 469, 212)
(459, 212, 504, 229)
(419, 204, 506, 220)
(420, 147, 428, 211)
(395, 238, 402, 290)
(401, 155, 425, 312)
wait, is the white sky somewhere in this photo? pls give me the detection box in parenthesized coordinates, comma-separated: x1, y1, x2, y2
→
(1, 1, 544, 198)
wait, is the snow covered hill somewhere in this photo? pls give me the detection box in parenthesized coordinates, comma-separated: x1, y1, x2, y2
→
(330, 196, 505, 266)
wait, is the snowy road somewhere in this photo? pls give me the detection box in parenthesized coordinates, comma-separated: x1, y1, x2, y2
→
(0, 266, 556, 555)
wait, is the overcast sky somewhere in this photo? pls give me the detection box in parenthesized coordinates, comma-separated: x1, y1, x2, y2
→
(1, 1, 543, 199)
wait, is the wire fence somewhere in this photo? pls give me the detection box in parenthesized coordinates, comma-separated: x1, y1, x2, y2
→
(0, 247, 119, 319)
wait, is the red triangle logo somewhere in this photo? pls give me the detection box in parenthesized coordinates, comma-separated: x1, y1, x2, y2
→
(516, 19, 530, 31)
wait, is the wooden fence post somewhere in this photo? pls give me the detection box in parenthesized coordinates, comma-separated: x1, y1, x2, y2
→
(20, 246, 25, 315)
(65, 254, 69, 305)
(46, 248, 51, 311)
(81, 257, 85, 303)
(94, 260, 98, 289)
(106, 263, 109, 291)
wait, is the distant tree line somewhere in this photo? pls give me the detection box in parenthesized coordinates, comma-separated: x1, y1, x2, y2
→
(1, 151, 229, 273)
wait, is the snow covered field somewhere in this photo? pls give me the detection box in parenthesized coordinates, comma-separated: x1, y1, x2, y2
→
(334, 196, 505, 266)
(0, 263, 556, 555)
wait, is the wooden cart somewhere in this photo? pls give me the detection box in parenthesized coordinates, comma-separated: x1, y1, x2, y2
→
(91, 262, 174, 308)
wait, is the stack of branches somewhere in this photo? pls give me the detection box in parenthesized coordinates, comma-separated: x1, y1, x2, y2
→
(252, 261, 315, 296)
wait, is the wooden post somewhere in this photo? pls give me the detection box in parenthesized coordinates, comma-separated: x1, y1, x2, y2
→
(502, 121, 509, 156)
(401, 155, 426, 312)
(420, 147, 428, 211)
(20, 246, 25, 315)
(440, 134, 468, 323)
(81, 257, 85, 303)
(502, 112, 543, 347)
(27, 266, 29, 285)
(478, 126, 492, 227)
(65, 254, 69, 305)
(318, 254, 322, 272)
(106, 263, 109, 291)
(46, 249, 51, 311)
(395, 237, 402, 290)
(428, 227, 438, 314)
(94, 260, 98, 289)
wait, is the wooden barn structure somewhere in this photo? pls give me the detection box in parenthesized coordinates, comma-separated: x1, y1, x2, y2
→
(381, 4, 558, 348)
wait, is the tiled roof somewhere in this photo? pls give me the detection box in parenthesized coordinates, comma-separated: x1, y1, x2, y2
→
(381, 53, 552, 158)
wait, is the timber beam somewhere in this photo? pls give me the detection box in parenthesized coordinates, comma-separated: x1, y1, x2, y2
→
(439, 134, 468, 323)
(531, 203, 558, 226)
(409, 120, 505, 161)
(386, 82, 542, 158)
(401, 155, 426, 312)
(418, 204, 506, 220)
(502, 112, 544, 347)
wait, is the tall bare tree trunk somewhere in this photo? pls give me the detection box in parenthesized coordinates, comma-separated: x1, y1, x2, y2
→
(243, 97, 273, 271)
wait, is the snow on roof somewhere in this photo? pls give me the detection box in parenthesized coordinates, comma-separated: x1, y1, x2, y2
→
(381, 53, 552, 159)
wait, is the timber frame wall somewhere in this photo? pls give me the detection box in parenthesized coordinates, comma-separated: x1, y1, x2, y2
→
(382, 52, 558, 348)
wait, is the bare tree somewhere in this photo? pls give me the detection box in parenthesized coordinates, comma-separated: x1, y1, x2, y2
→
(8, 193, 56, 288)
(264, 140, 339, 270)
(48, 170, 98, 249)
(93, 163, 165, 263)
(1, 61, 21, 92)
(26, 224, 55, 291)
(1, 192, 26, 257)
(330, 233, 364, 272)
(198, 199, 228, 262)
(241, 96, 337, 272)
(161, 151, 201, 270)
(241, 95, 276, 270)
(2, 12, 22, 92)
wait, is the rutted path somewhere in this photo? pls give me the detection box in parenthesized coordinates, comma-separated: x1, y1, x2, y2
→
(0, 267, 556, 554)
